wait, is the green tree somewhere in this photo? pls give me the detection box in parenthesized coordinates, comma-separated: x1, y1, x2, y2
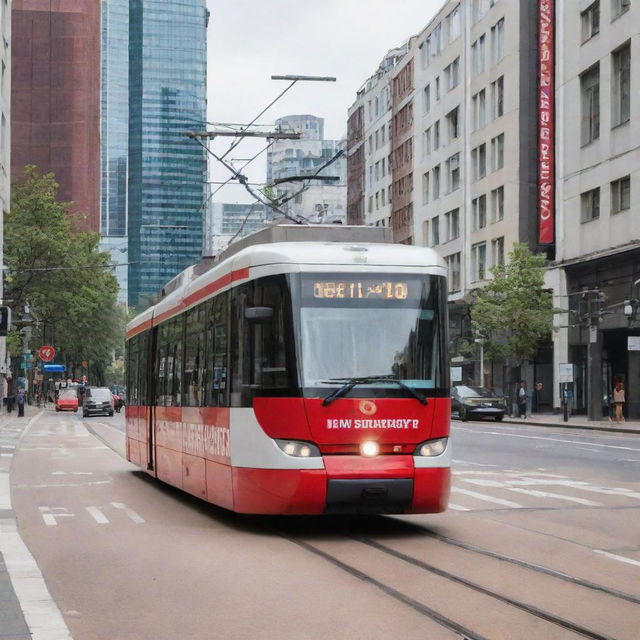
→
(5, 166, 125, 383)
(470, 243, 554, 366)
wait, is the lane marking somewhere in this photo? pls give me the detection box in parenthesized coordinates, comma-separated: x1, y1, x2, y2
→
(16, 480, 111, 489)
(111, 502, 145, 523)
(455, 428, 640, 452)
(86, 506, 109, 524)
(593, 550, 640, 567)
(451, 487, 523, 508)
(506, 487, 601, 506)
(447, 503, 470, 511)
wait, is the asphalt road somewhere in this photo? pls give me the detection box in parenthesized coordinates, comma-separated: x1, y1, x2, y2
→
(5, 411, 640, 639)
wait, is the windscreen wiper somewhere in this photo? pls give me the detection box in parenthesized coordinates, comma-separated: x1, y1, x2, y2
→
(321, 376, 428, 406)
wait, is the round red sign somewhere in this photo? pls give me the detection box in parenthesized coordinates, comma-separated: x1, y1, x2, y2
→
(38, 345, 55, 362)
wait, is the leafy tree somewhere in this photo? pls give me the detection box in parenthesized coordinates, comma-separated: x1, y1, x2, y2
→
(470, 243, 554, 366)
(4, 166, 125, 383)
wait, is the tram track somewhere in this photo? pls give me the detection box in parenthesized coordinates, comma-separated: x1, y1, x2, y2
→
(261, 516, 636, 640)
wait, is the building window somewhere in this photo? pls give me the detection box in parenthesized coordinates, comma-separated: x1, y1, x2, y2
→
(422, 37, 431, 68)
(445, 57, 460, 91)
(423, 84, 431, 114)
(446, 153, 460, 193)
(491, 18, 505, 63)
(423, 127, 431, 157)
(375, 192, 379, 210)
(368, 196, 373, 213)
(445, 208, 460, 241)
(446, 252, 461, 292)
(433, 165, 441, 200)
(581, 187, 600, 222)
(611, 175, 630, 213)
(612, 42, 631, 126)
(580, 64, 600, 145)
(472, 144, 487, 181)
(422, 171, 430, 204)
(381, 189, 386, 206)
(473, 194, 487, 229)
(434, 120, 440, 149)
(492, 236, 504, 267)
(432, 216, 440, 247)
(491, 133, 504, 171)
(581, 1, 600, 43)
(446, 106, 460, 141)
(491, 76, 504, 119)
(435, 76, 441, 101)
(473, 89, 487, 130)
(472, 242, 487, 281)
(447, 5, 461, 42)
(473, 0, 491, 24)
(612, 0, 631, 20)
(422, 221, 429, 246)
(472, 34, 486, 76)
(491, 186, 505, 222)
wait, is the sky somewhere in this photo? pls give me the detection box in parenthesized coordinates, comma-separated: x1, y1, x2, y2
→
(206, 0, 443, 203)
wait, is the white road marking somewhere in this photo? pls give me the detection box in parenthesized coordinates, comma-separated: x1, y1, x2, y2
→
(451, 487, 523, 508)
(508, 479, 640, 499)
(86, 506, 109, 524)
(51, 471, 93, 476)
(506, 487, 601, 506)
(593, 550, 640, 567)
(447, 503, 470, 511)
(39, 506, 75, 526)
(456, 429, 640, 452)
(17, 480, 111, 488)
(112, 502, 145, 523)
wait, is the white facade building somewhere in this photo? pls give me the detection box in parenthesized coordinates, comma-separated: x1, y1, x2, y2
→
(550, 0, 640, 418)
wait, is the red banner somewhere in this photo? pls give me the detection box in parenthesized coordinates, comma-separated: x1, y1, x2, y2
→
(538, 0, 554, 245)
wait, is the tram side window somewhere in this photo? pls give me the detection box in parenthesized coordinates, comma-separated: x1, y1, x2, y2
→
(126, 338, 139, 405)
(184, 307, 205, 406)
(156, 322, 169, 406)
(210, 294, 229, 407)
(138, 333, 149, 405)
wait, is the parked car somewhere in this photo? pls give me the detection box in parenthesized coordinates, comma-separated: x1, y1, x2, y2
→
(82, 387, 114, 417)
(451, 385, 507, 422)
(55, 389, 78, 412)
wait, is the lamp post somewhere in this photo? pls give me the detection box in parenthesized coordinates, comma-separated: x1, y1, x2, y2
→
(474, 337, 485, 387)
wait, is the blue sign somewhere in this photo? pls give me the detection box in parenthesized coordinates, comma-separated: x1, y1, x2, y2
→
(43, 364, 66, 372)
(20, 362, 33, 370)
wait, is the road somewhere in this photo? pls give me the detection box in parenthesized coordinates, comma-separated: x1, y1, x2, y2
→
(3, 410, 640, 639)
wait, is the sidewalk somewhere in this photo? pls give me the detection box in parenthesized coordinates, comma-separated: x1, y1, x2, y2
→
(500, 412, 640, 435)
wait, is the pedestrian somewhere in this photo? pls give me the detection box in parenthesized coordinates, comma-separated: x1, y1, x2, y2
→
(17, 389, 26, 417)
(517, 381, 527, 419)
(613, 380, 625, 424)
(6, 394, 15, 413)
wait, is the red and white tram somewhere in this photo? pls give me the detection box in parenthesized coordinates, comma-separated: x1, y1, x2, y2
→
(125, 225, 451, 514)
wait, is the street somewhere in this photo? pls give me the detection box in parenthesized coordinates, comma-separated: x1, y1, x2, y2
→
(2, 409, 639, 639)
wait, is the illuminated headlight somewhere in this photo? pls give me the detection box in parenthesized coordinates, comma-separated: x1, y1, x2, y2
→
(360, 441, 380, 457)
(415, 437, 448, 457)
(275, 440, 320, 458)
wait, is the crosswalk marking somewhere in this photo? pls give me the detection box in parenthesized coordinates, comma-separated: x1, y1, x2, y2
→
(111, 502, 145, 523)
(451, 487, 523, 508)
(86, 506, 109, 524)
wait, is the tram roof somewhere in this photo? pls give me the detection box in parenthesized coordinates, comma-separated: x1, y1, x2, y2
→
(126, 225, 446, 338)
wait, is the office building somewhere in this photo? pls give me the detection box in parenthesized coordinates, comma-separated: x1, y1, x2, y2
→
(127, 0, 208, 308)
(12, 0, 100, 232)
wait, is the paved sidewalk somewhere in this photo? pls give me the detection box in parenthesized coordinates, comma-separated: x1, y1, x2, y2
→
(500, 412, 640, 435)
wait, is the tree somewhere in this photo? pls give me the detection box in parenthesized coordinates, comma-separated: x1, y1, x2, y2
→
(4, 166, 125, 383)
(470, 243, 554, 369)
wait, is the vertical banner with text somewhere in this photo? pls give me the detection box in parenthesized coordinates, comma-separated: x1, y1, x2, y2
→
(538, 0, 555, 245)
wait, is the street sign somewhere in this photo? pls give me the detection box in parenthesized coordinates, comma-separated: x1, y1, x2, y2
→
(558, 363, 574, 383)
(450, 366, 462, 382)
(20, 362, 33, 370)
(39, 345, 56, 362)
(43, 364, 66, 372)
(628, 336, 640, 351)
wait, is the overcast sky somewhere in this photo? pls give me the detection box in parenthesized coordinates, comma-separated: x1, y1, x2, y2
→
(205, 0, 443, 203)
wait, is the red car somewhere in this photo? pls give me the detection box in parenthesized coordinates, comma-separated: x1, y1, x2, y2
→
(56, 389, 79, 412)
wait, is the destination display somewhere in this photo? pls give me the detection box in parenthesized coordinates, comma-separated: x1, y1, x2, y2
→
(312, 280, 409, 300)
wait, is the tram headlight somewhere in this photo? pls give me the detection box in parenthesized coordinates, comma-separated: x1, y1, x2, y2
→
(275, 440, 321, 458)
(415, 437, 448, 457)
(360, 441, 380, 457)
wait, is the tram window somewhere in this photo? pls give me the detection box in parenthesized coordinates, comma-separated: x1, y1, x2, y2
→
(157, 346, 168, 406)
(211, 294, 228, 407)
(138, 334, 149, 405)
(184, 334, 203, 406)
(169, 340, 183, 406)
(126, 339, 138, 405)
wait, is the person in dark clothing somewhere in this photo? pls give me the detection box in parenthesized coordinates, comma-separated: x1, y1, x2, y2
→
(6, 394, 15, 413)
(517, 381, 527, 419)
(17, 389, 26, 417)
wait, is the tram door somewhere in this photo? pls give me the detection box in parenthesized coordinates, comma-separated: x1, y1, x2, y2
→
(146, 326, 158, 472)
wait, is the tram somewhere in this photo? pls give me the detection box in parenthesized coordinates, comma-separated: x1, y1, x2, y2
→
(125, 225, 451, 514)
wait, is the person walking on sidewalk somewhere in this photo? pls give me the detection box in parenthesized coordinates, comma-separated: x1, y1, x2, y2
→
(17, 389, 26, 418)
(517, 381, 527, 419)
(613, 380, 625, 424)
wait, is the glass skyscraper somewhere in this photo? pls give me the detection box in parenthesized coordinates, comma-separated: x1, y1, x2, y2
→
(127, 0, 208, 308)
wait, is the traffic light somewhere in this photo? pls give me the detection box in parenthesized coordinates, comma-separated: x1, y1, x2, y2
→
(0, 306, 11, 337)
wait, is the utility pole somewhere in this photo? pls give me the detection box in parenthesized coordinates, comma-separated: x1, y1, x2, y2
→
(586, 290, 603, 421)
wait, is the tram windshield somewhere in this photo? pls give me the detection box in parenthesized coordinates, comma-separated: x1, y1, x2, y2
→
(295, 273, 447, 392)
